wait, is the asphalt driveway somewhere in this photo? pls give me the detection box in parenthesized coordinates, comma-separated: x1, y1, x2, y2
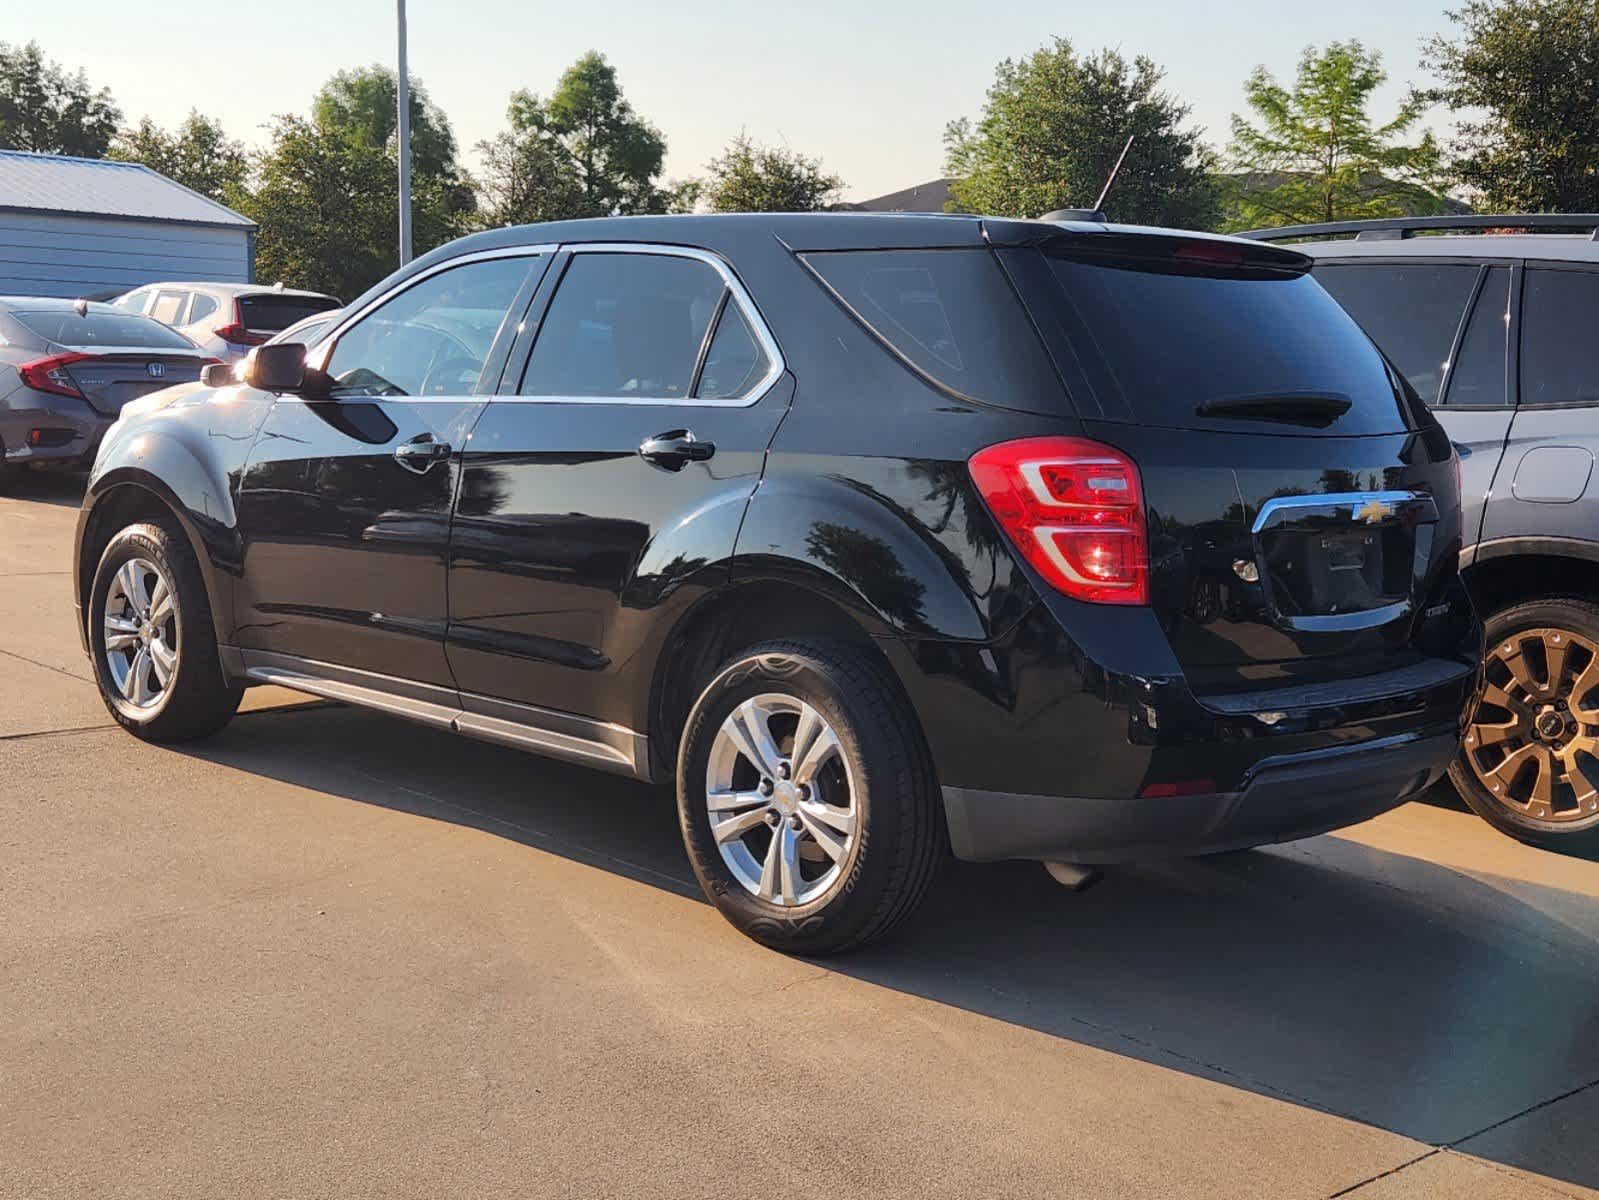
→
(3, 470, 1597, 1199)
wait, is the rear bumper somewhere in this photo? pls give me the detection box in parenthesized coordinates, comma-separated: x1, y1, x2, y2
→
(943, 729, 1455, 863)
(1, 394, 110, 465)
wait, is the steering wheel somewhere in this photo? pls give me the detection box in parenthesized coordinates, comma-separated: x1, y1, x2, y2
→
(419, 357, 482, 396)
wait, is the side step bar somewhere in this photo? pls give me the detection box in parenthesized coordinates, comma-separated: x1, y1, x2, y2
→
(231, 649, 651, 781)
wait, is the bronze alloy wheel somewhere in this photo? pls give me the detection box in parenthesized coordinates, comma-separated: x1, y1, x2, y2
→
(1463, 626, 1599, 825)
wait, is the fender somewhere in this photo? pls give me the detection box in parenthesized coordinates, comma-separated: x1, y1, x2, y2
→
(74, 387, 273, 652)
(1460, 535, 1599, 570)
(731, 467, 1037, 643)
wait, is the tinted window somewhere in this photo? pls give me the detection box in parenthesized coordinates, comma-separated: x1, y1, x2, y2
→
(1314, 263, 1480, 404)
(805, 249, 1059, 406)
(150, 290, 189, 325)
(12, 310, 198, 350)
(521, 253, 725, 399)
(238, 293, 341, 334)
(268, 315, 337, 347)
(324, 257, 532, 398)
(696, 302, 770, 399)
(187, 293, 219, 324)
(1035, 254, 1410, 433)
(1522, 267, 1599, 406)
(1442, 267, 1510, 407)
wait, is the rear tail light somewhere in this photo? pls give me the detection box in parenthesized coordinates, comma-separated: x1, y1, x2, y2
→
(968, 436, 1149, 605)
(18, 352, 93, 399)
(214, 301, 266, 347)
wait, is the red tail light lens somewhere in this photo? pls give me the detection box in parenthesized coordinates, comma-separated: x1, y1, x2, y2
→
(214, 301, 266, 346)
(19, 352, 93, 399)
(968, 436, 1149, 605)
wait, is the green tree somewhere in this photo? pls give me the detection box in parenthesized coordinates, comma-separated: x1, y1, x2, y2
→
(109, 112, 246, 204)
(1227, 41, 1447, 228)
(1424, 0, 1599, 211)
(0, 41, 120, 156)
(480, 52, 667, 223)
(313, 65, 458, 178)
(236, 114, 463, 300)
(698, 134, 843, 212)
(943, 39, 1218, 228)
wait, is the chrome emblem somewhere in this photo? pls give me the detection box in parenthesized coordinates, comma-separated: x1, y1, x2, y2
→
(146, 362, 166, 379)
(1353, 498, 1393, 525)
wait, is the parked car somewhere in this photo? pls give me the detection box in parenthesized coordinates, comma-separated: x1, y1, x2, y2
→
(73, 214, 1480, 953)
(1244, 214, 1599, 853)
(113, 281, 340, 362)
(265, 307, 343, 348)
(0, 297, 218, 484)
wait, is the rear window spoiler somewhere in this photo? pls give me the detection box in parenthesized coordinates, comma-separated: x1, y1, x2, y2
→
(982, 219, 1313, 276)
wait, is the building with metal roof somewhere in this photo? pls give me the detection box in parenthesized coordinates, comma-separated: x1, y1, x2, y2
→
(0, 150, 255, 300)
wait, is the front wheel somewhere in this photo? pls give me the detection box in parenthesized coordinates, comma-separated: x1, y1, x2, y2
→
(88, 520, 242, 742)
(676, 639, 944, 955)
(1449, 598, 1599, 853)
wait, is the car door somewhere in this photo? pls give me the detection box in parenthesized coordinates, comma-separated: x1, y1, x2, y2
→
(446, 244, 790, 741)
(232, 250, 548, 692)
(1314, 258, 1514, 547)
(1482, 263, 1599, 545)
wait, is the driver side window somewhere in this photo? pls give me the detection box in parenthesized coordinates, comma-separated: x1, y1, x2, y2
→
(323, 255, 535, 399)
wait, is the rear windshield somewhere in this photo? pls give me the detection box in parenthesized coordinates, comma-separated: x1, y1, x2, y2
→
(802, 249, 1063, 408)
(1020, 251, 1414, 434)
(238, 294, 340, 333)
(12, 310, 198, 351)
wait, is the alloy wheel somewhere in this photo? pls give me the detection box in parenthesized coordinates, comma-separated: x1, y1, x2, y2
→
(102, 557, 179, 712)
(1464, 626, 1599, 825)
(704, 693, 858, 906)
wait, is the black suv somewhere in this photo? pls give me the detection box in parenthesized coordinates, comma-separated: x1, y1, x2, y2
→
(1246, 215, 1599, 852)
(74, 214, 1480, 953)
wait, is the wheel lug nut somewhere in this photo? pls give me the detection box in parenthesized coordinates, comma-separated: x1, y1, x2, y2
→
(759, 778, 774, 796)
(788, 815, 802, 831)
(764, 810, 780, 827)
(798, 784, 811, 801)
(777, 761, 792, 780)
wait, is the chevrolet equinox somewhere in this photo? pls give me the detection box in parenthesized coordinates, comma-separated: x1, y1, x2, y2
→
(74, 214, 1481, 953)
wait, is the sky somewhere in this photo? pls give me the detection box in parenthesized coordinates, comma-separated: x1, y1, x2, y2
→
(15, 0, 1461, 202)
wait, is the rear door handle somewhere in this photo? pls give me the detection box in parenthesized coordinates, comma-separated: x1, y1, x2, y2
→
(394, 434, 451, 473)
(639, 429, 715, 470)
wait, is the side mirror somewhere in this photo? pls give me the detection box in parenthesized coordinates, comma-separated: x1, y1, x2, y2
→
(243, 342, 307, 393)
(201, 362, 236, 388)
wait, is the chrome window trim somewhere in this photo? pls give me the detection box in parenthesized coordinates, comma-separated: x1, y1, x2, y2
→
(509, 241, 785, 409)
(304, 244, 559, 374)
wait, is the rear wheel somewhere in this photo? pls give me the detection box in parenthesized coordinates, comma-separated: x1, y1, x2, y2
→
(88, 520, 242, 742)
(676, 638, 944, 955)
(1450, 599, 1599, 852)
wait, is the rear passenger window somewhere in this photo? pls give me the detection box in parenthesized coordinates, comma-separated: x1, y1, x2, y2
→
(187, 293, 219, 324)
(521, 253, 727, 400)
(1522, 268, 1599, 406)
(1442, 267, 1509, 407)
(1313, 263, 1481, 404)
(804, 249, 1058, 406)
(150, 291, 189, 325)
(696, 302, 770, 400)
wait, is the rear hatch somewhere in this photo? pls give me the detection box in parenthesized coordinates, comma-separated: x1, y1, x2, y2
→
(997, 230, 1465, 694)
(235, 293, 340, 341)
(14, 308, 215, 416)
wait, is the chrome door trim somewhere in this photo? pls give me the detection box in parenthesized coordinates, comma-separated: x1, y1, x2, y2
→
(236, 648, 650, 780)
(1251, 490, 1438, 534)
(505, 241, 786, 408)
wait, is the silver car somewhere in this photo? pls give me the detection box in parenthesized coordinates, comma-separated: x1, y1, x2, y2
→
(0, 298, 217, 484)
(114, 281, 340, 363)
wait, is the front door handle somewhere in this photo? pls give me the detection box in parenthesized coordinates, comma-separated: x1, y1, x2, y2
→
(639, 429, 716, 471)
(394, 434, 451, 473)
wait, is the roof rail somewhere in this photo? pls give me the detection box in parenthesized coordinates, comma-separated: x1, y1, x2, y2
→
(1237, 214, 1599, 243)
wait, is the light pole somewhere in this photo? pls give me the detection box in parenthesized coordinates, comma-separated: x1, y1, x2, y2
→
(396, 0, 413, 266)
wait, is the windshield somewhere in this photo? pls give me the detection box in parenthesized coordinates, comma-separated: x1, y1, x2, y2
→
(13, 310, 199, 351)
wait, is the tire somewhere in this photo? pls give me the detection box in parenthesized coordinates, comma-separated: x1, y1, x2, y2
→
(1449, 598, 1599, 853)
(88, 520, 243, 743)
(676, 638, 944, 955)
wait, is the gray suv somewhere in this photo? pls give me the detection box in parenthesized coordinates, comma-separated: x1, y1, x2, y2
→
(1246, 215, 1599, 852)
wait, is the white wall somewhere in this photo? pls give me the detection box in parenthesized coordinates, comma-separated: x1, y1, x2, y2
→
(0, 210, 251, 298)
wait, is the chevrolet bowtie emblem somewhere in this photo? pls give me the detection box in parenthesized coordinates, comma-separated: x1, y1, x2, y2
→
(1354, 499, 1394, 525)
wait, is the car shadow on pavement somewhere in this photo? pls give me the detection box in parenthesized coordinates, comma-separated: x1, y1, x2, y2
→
(186, 700, 1599, 1195)
(1, 469, 87, 507)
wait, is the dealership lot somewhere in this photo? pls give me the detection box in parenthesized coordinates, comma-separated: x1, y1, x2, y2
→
(4, 471, 1599, 1199)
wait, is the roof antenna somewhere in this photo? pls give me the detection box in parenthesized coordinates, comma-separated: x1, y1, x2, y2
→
(73, 297, 88, 317)
(1094, 134, 1135, 213)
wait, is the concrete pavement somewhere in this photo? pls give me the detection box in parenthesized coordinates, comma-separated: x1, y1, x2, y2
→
(4, 470, 1598, 1198)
